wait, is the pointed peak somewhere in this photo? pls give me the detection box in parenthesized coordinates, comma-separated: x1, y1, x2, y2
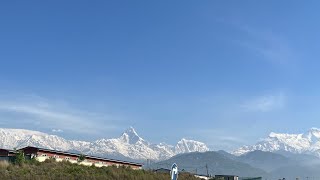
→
(120, 127, 146, 144)
(125, 126, 138, 134)
(123, 127, 140, 138)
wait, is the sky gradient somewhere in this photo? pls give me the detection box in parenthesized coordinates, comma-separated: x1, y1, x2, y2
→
(1, 1, 320, 151)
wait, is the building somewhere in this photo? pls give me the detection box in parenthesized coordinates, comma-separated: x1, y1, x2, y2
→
(5, 146, 142, 169)
(216, 175, 239, 180)
(20, 146, 142, 169)
(239, 177, 262, 180)
(0, 149, 16, 162)
(194, 174, 211, 180)
(153, 168, 171, 173)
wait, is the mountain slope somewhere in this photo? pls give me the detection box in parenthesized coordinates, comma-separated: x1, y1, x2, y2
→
(237, 150, 294, 172)
(0, 127, 209, 161)
(217, 150, 297, 172)
(234, 128, 320, 157)
(216, 150, 237, 160)
(148, 151, 267, 177)
(270, 165, 320, 179)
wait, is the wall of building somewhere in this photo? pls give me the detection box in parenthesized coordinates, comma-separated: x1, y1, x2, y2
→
(194, 175, 210, 180)
(0, 147, 143, 170)
(34, 150, 141, 169)
(216, 175, 239, 180)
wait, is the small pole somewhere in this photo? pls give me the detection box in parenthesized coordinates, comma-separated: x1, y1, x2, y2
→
(206, 164, 209, 177)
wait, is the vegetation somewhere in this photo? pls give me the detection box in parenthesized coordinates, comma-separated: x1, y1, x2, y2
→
(78, 154, 86, 162)
(0, 159, 200, 180)
(13, 150, 25, 165)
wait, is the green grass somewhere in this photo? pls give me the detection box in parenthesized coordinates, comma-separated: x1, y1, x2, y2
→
(0, 159, 200, 180)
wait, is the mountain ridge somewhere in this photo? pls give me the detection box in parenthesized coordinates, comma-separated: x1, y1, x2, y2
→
(148, 151, 268, 177)
(234, 128, 320, 157)
(0, 127, 209, 161)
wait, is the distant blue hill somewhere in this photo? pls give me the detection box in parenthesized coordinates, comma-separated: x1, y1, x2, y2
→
(147, 151, 267, 177)
(236, 150, 294, 172)
(149, 150, 320, 179)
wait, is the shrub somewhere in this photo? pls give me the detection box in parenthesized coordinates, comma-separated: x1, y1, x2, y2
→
(0, 160, 201, 180)
(0, 161, 9, 169)
(14, 150, 25, 165)
(78, 154, 86, 162)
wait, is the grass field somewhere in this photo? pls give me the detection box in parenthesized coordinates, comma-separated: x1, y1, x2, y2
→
(0, 159, 201, 180)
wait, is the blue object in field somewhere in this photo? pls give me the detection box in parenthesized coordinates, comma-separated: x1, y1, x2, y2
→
(170, 163, 178, 180)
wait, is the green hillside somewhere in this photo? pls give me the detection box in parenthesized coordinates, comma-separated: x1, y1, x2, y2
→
(0, 159, 199, 180)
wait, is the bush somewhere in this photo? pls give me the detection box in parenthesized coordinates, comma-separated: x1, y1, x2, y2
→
(0, 160, 201, 180)
(0, 161, 9, 169)
(78, 154, 86, 162)
(14, 150, 25, 165)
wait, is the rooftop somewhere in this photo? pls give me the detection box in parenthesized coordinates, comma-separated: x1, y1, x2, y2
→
(19, 146, 143, 166)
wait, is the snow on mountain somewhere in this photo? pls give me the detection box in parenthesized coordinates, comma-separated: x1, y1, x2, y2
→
(175, 138, 209, 154)
(118, 127, 149, 145)
(233, 128, 320, 157)
(0, 127, 209, 161)
(0, 128, 90, 152)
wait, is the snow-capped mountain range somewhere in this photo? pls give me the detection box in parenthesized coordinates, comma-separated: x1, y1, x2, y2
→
(234, 128, 320, 157)
(0, 127, 209, 161)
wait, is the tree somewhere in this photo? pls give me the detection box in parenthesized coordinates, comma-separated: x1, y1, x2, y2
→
(14, 150, 25, 165)
(78, 154, 86, 162)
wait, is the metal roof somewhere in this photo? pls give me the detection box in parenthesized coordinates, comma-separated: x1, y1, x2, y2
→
(19, 146, 143, 166)
(0, 148, 16, 153)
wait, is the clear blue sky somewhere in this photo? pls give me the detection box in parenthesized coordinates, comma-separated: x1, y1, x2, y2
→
(1, 1, 320, 151)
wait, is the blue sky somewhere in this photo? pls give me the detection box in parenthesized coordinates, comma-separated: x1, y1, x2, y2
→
(1, 1, 320, 151)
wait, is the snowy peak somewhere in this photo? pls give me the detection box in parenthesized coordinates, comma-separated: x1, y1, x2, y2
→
(303, 128, 320, 143)
(0, 128, 89, 151)
(175, 138, 209, 154)
(234, 128, 320, 157)
(0, 127, 209, 161)
(124, 127, 139, 138)
(119, 127, 146, 144)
